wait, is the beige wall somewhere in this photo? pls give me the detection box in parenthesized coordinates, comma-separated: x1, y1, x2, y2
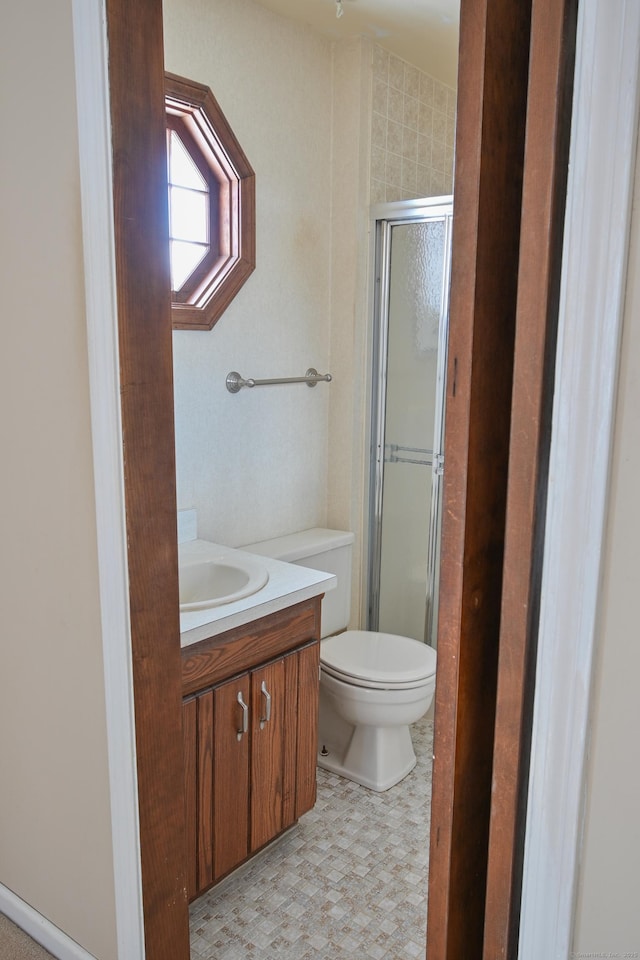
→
(165, 0, 335, 549)
(164, 0, 456, 627)
(0, 3, 117, 957)
(325, 36, 373, 625)
(572, 126, 640, 954)
(165, 0, 376, 626)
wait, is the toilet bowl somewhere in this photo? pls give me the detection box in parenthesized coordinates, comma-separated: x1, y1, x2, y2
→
(319, 630, 436, 791)
(244, 529, 437, 792)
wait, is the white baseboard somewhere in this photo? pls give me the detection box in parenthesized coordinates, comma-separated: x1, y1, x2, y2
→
(0, 885, 97, 960)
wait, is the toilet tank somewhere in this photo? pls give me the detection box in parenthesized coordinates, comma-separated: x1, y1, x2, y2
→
(243, 528, 355, 638)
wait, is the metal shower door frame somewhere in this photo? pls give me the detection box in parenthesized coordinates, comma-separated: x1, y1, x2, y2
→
(367, 196, 453, 644)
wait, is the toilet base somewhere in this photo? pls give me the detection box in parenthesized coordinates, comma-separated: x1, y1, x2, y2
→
(318, 722, 417, 792)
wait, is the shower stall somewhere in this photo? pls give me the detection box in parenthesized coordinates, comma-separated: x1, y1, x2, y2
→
(367, 197, 453, 649)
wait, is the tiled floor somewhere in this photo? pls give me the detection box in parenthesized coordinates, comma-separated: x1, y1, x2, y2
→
(189, 716, 433, 959)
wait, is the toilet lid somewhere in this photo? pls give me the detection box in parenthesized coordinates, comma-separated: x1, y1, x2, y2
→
(320, 630, 437, 688)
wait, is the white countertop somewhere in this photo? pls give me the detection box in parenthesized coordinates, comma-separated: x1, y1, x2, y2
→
(179, 539, 335, 648)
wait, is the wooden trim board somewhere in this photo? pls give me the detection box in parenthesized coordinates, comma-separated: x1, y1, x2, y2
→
(427, 0, 532, 955)
(105, 0, 190, 956)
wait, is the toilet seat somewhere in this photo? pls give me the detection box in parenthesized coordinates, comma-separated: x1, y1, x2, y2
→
(320, 630, 436, 691)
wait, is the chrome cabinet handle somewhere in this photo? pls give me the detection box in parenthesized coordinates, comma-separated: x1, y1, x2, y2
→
(260, 680, 271, 729)
(237, 691, 248, 741)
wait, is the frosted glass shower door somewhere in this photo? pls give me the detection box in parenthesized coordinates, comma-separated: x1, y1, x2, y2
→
(369, 201, 451, 647)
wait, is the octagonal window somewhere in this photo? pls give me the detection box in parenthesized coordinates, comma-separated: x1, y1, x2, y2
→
(165, 73, 256, 330)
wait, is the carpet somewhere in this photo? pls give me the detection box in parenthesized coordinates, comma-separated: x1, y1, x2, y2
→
(0, 915, 55, 960)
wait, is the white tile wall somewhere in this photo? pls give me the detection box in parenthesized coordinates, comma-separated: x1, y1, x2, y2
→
(371, 44, 456, 204)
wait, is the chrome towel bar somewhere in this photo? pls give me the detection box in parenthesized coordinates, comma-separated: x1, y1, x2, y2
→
(226, 367, 332, 393)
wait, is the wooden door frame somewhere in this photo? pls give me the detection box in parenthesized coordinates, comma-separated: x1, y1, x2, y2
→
(93, 1, 637, 959)
(482, 0, 578, 955)
(519, 3, 640, 955)
(426, 0, 533, 955)
(105, 1, 190, 956)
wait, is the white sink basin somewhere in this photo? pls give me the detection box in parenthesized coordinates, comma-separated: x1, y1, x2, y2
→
(179, 554, 269, 611)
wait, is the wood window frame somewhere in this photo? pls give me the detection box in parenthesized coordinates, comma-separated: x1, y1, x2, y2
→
(104, 0, 578, 957)
(165, 72, 256, 331)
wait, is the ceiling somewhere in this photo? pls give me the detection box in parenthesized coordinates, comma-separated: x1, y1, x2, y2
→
(252, 0, 460, 88)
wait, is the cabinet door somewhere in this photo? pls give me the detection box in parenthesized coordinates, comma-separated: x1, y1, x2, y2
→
(212, 673, 250, 881)
(183, 638, 320, 898)
(196, 689, 214, 890)
(185, 675, 251, 896)
(281, 651, 300, 830)
(182, 696, 198, 900)
(250, 658, 285, 852)
(294, 641, 320, 819)
(250, 642, 320, 852)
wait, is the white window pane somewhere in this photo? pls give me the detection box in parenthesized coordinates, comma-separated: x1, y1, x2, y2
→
(169, 185, 208, 243)
(169, 131, 206, 190)
(170, 240, 208, 291)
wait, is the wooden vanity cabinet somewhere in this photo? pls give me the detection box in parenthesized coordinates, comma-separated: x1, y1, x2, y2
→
(181, 597, 321, 900)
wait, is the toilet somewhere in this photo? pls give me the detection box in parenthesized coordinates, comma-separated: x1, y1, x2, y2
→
(244, 528, 437, 792)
